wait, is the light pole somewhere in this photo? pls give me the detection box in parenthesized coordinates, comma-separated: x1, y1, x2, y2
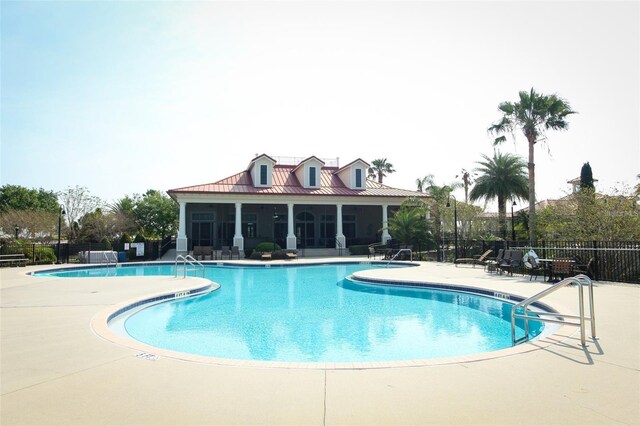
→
(57, 205, 66, 264)
(511, 200, 517, 241)
(14, 224, 19, 240)
(273, 208, 278, 253)
(446, 195, 458, 261)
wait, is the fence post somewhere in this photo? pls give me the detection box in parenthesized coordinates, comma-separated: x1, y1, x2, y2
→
(592, 240, 599, 281)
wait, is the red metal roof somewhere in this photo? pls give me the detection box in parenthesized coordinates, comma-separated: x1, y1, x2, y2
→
(168, 165, 424, 199)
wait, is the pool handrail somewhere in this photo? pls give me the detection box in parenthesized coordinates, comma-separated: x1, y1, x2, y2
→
(385, 248, 412, 267)
(511, 274, 596, 346)
(175, 254, 205, 278)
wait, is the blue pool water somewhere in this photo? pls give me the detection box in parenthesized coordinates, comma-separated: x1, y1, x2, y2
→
(37, 262, 544, 362)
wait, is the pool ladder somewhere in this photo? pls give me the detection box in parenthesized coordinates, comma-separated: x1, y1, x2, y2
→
(511, 274, 596, 347)
(385, 249, 413, 267)
(175, 255, 205, 278)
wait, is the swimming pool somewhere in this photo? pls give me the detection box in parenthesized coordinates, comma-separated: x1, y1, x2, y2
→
(38, 262, 546, 363)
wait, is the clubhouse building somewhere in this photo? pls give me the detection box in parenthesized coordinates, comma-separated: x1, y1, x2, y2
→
(168, 154, 427, 256)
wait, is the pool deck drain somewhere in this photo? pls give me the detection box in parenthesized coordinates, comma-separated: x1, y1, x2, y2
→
(1, 259, 638, 425)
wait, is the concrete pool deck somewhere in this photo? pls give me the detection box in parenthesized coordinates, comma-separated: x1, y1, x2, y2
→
(1, 259, 638, 425)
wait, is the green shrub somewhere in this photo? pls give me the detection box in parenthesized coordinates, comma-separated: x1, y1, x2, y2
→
(120, 233, 132, 244)
(244, 248, 254, 259)
(134, 234, 146, 243)
(254, 242, 281, 252)
(101, 237, 112, 250)
(348, 245, 369, 255)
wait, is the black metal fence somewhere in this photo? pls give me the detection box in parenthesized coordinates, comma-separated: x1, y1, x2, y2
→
(445, 239, 640, 284)
(1, 240, 161, 265)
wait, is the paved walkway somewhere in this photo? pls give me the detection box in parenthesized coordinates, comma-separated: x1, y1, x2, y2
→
(1, 259, 638, 425)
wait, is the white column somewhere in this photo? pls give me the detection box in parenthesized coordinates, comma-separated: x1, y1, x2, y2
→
(286, 203, 297, 250)
(176, 201, 188, 253)
(335, 204, 346, 249)
(381, 204, 391, 243)
(232, 202, 244, 251)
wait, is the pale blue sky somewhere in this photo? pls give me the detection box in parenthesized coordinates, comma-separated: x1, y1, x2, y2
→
(2, 1, 638, 210)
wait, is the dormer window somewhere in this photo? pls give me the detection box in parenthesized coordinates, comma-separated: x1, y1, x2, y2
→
(334, 158, 369, 190)
(309, 166, 317, 187)
(355, 168, 363, 188)
(248, 154, 276, 188)
(260, 165, 268, 185)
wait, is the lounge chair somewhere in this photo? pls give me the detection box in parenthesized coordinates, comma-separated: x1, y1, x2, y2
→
(285, 250, 298, 260)
(231, 246, 240, 260)
(454, 249, 493, 268)
(221, 246, 230, 259)
(261, 252, 272, 261)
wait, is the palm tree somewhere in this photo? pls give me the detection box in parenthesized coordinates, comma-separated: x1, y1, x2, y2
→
(415, 176, 429, 192)
(469, 152, 528, 239)
(368, 158, 395, 184)
(488, 88, 576, 244)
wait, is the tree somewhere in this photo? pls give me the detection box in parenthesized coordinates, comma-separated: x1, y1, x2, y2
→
(0, 185, 58, 213)
(58, 186, 103, 242)
(109, 196, 139, 237)
(367, 158, 395, 184)
(488, 88, 576, 244)
(580, 162, 595, 191)
(415, 176, 429, 192)
(469, 152, 528, 239)
(0, 185, 60, 240)
(537, 185, 640, 241)
(133, 190, 178, 240)
(386, 198, 434, 253)
(455, 169, 476, 203)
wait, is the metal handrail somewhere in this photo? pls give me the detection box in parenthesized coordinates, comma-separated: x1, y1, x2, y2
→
(385, 248, 413, 267)
(175, 254, 205, 278)
(335, 238, 343, 257)
(103, 251, 116, 267)
(511, 274, 596, 346)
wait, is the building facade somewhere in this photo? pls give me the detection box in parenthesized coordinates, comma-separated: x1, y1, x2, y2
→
(168, 154, 427, 255)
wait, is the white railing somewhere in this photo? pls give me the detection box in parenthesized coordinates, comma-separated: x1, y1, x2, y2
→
(175, 255, 205, 278)
(511, 274, 596, 346)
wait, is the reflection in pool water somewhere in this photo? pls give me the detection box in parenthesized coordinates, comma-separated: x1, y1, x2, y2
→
(116, 263, 543, 362)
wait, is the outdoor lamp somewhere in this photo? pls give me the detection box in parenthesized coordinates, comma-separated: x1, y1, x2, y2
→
(56, 206, 66, 264)
(446, 195, 458, 261)
(273, 208, 278, 252)
(511, 200, 517, 241)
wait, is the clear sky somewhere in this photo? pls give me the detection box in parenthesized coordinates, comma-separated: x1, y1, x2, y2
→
(2, 1, 638, 211)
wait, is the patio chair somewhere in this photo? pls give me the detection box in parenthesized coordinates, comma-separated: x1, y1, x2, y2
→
(221, 246, 231, 259)
(368, 246, 376, 259)
(551, 257, 574, 282)
(192, 246, 214, 261)
(485, 249, 504, 273)
(454, 249, 493, 268)
(573, 257, 594, 279)
(231, 246, 240, 259)
(523, 249, 542, 280)
(500, 250, 523, 276)
(497, 250, 513, 274)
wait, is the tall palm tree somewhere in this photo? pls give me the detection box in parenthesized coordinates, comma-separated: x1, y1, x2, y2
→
(368, 158, 395, 184)
(488, 88, 576, 243)
(469, 152, 528, 239)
